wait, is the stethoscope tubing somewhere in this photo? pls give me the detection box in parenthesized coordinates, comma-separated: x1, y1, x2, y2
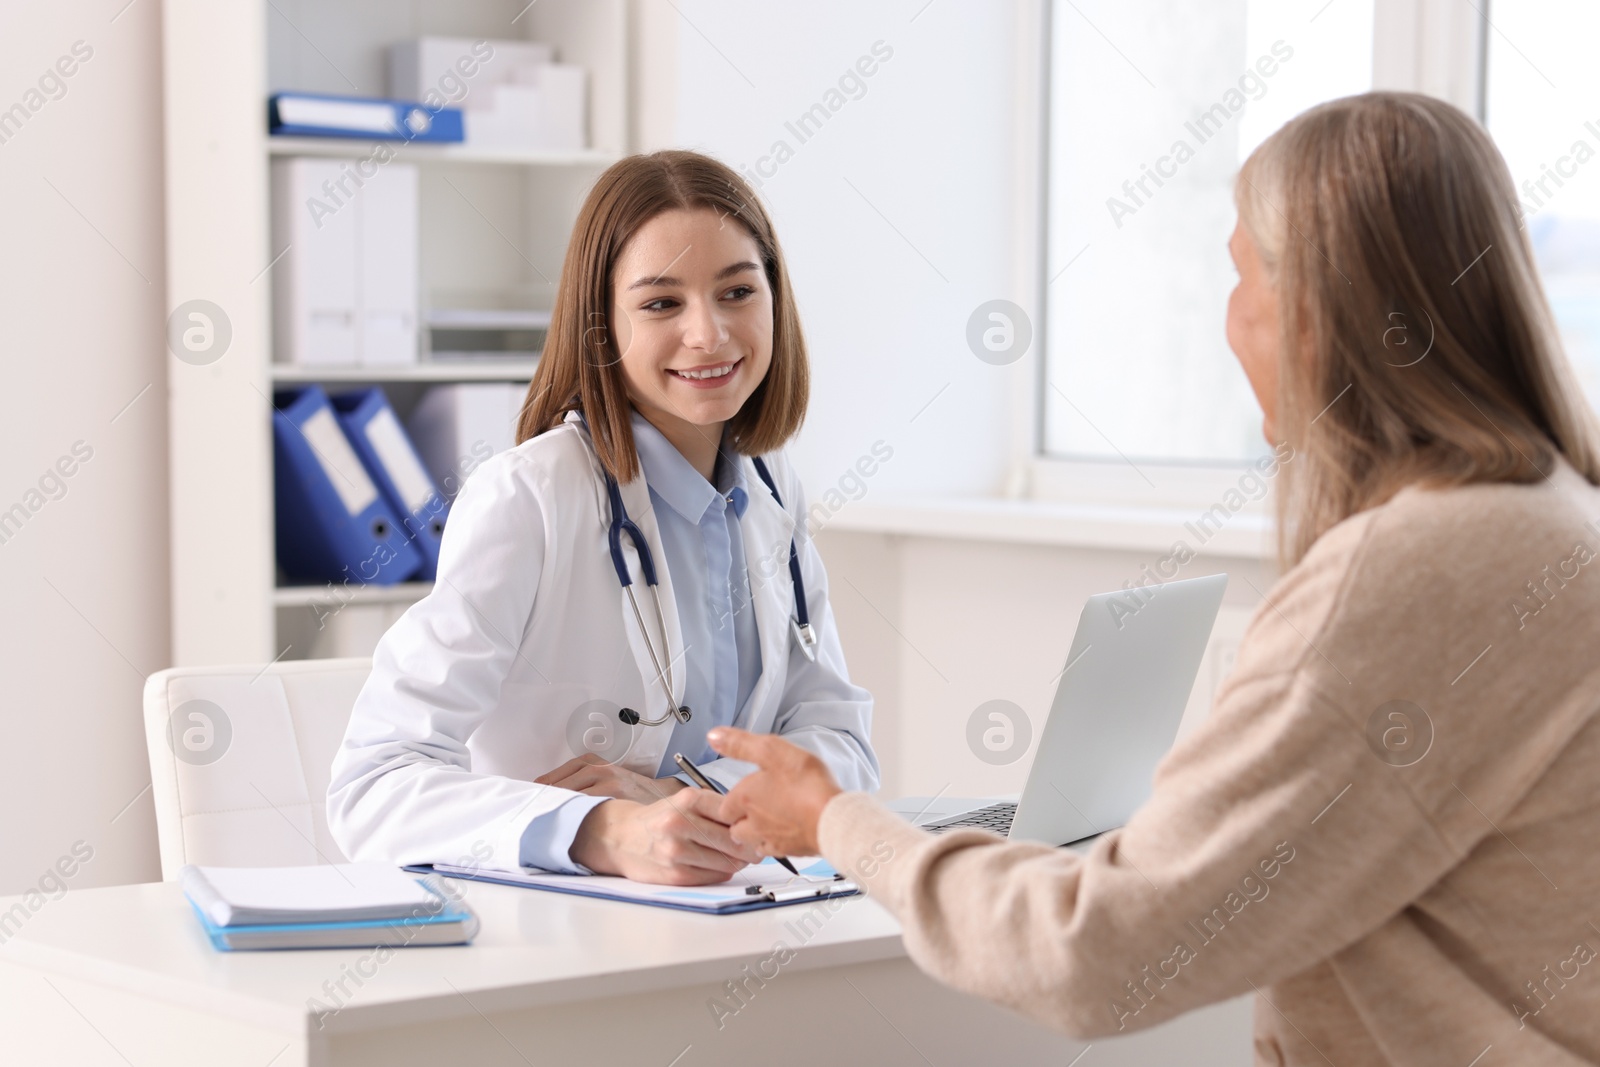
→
(579, 411, 816, 730)
(621, 581, 690, 727)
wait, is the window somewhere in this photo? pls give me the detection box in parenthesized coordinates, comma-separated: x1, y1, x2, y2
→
(1484, 1, 1600, 413)
(1041, 0, 1375, 467)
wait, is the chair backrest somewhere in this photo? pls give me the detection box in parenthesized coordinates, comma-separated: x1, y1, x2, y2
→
(141, 657, 371, 879)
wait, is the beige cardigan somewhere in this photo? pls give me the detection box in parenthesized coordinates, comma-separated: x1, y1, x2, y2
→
(819, 463, 1600, 1066)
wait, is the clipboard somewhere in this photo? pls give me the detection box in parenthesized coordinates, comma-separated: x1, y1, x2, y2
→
(403, 857, 859, 915)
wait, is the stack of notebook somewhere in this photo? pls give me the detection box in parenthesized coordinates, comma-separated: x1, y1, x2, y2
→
(179, 862, 479, 951)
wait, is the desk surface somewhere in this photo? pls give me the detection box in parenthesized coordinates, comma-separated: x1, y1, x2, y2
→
(0, 800, 1052, 1039)
(0, 874, 915, 1038)
(0, 800, 1003, 1040)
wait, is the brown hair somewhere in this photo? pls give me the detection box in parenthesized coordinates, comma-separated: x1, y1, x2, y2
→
(516, 150, 809, 482)
(1236, 91, 1600, 565)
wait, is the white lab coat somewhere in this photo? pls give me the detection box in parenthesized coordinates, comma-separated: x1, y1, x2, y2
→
(327, 410, 879, 870)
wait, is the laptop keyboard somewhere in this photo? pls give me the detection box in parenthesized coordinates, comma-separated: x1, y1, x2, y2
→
(924, 801, 1016, 836)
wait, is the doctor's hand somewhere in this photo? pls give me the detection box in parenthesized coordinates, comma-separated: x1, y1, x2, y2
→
(535, 753, 689, 805)
(708, 728, 842, 858)
(569, 789, 762, 885)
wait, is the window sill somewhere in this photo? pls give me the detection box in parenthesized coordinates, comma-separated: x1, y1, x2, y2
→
(814, 496, 1274, 559)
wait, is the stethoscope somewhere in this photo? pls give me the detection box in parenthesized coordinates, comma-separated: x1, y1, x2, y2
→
(587, 419, 818, 728)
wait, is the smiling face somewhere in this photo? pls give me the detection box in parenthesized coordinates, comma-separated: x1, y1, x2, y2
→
(609, 208, 775, 467)
(1225, 221, 1282, 441)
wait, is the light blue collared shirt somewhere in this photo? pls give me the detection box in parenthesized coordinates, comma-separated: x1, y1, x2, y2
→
(517, 410, 763, 872)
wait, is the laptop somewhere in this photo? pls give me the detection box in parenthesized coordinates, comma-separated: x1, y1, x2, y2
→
(918, 573, 1227, 846)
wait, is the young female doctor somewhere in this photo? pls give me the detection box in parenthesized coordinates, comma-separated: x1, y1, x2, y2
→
(326, 150, 879, 886)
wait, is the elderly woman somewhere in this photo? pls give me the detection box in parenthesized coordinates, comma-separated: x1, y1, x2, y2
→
(710, 92, 1600, 1065)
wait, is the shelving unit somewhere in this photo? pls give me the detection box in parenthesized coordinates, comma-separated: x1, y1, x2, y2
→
(266, 135, 616, 168)
(163, 0, 635, 667)
(272, 582, 434, 609)
(270, 360, 539, 384)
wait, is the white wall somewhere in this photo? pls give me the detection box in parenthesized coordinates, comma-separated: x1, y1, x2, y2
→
(663, 0, 1028, 499)
(0, 0, 166, 893)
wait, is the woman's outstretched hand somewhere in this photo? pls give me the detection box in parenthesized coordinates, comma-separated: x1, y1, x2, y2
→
(709, 727, 843, 857)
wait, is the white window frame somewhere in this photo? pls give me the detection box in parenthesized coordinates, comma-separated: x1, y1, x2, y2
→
(1016, 0, 1487, 512)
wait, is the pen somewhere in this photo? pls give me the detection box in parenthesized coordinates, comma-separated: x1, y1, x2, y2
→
(674, 752, 801, 876)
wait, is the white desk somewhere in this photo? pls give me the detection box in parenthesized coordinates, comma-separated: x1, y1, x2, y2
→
(0, 804, 1250, 1066)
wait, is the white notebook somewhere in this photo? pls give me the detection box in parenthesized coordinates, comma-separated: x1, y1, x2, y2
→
(179, 862, 446, 928)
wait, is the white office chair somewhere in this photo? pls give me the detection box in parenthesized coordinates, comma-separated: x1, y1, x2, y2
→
(141, 657, 371, 879)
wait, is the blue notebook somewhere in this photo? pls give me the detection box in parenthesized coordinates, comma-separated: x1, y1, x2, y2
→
(185, 894, 478, 951)
(180, 863, 478, 951)
(404, 858, 859, 915)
